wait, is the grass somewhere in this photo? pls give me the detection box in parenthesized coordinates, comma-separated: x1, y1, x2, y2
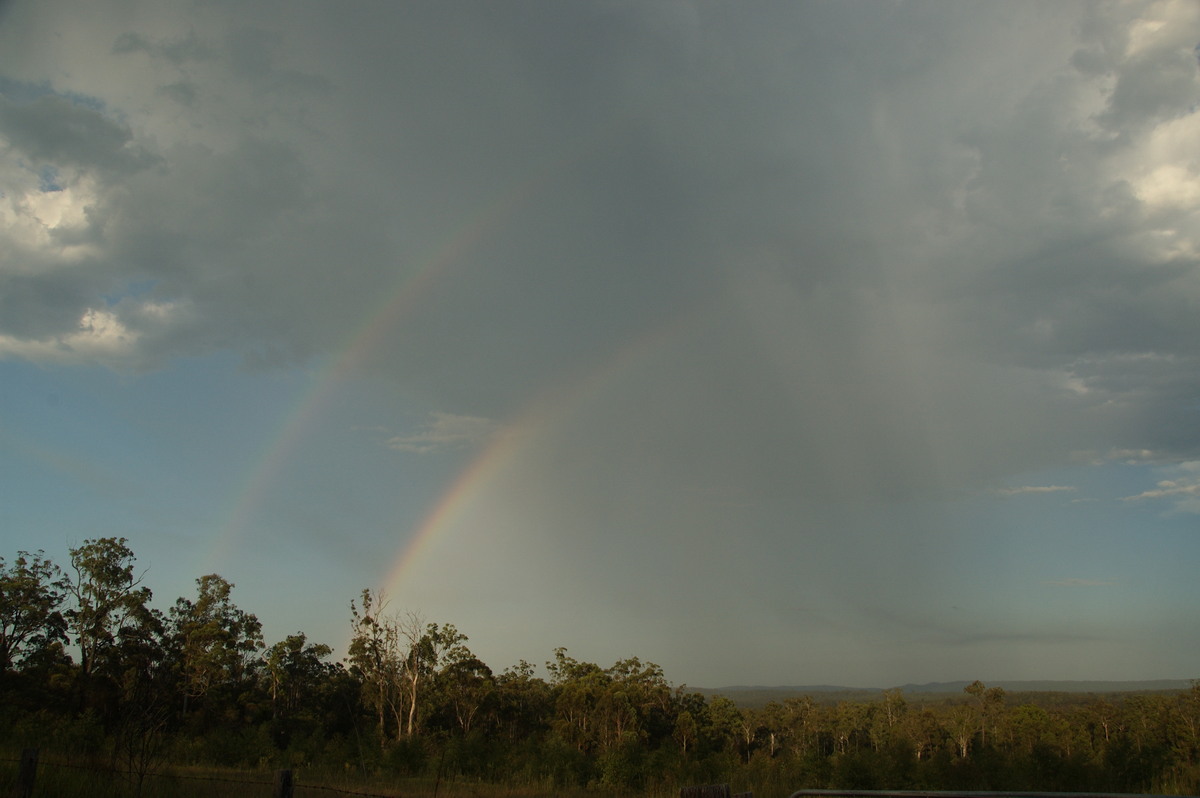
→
(0, 754, 630, 798)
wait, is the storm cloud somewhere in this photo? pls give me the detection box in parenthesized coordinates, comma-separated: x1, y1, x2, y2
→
(2, 0, 1198, 685)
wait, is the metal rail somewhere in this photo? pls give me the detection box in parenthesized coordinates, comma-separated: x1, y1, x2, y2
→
(789, 792, 1191, 798)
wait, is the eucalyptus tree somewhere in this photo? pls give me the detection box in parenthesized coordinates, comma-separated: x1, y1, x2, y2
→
(348, 591, 466, 741)
(348, 589, 400, 745)
(606, 657, 673, 745)
(903, 708, 946, 761)
(757, 701, 788, 758)
(543, 651, 673, 763)
(1008, 704, 1056, 755)
(964, 680, 1006, 747)
(264, 632, 334, 722)
(492, 660, 552, 744)
(1172, 681, 1200, 764)
(398, 617, 465, 737)
(874, 688, 908, 747)
(169, 573, 264, 718)
(0, 550, 68, 672)
(833, 700, 871, 755)
(948, 704, 976, 758)
(783, 695, 819, 758)
(61, 537, 175, 739)
(547, 648, 609, 753)
(706, 694, 745, 757)
(674, 708, 699, 756)
(672, 689, 711, 757)
(435, 642, 494, 735)
(65, 537, 155, 680)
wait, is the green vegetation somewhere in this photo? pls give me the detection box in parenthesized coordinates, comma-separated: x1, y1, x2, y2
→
(2, 538, 1200, 797)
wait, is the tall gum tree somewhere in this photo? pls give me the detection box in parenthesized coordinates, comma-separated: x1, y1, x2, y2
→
(964, 680, 1006, 748)
(0, 550, 68, 673)
(264, 632, 334, 724)
(436, 641, 494, 735)
(65, 537, 153, 680)
(348, 589, 398, 746)
(169, 574, 264, 718)
(399, 617, 465, 737)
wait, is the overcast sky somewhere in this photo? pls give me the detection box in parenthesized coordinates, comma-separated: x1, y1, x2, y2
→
(2, 0, 1200, 688)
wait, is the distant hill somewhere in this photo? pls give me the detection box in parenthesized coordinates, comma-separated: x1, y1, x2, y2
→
(696, 679, 1194, 708)
(895, 679, 1193, 694)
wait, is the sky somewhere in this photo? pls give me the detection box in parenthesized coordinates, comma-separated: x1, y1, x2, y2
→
(1, 0, 1199, 689)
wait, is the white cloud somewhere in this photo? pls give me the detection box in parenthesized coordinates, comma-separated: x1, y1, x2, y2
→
(1122, 461, 1200, 512)
(994, 485, 1077, 497)
(1120, 461, 1200, 515)
(1115, 110, 1200, 265)
(1124, 0, 1200, 59)
(1043, 578, 1117, 587)
(0, 307, 134, 365)
(386, 412, 500, 455)
(1125, 481, 1200, 500)
(1105, 449, 1167, 464)
(0, 171, 103, 265)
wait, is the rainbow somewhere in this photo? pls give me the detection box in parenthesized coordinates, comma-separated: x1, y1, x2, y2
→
(209, 126, 614, 572)
(211, 114, 696, 599)
(377, 306, 700, 601)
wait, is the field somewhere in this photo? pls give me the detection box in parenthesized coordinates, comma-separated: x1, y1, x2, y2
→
(0, 753, 650, 798)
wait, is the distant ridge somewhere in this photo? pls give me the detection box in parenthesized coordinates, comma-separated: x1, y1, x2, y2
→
(697, 679, 1194, 707)
(712, 679, 1192, 693)
(715, 684, 855, 693)
(894, 679, 1193, 694)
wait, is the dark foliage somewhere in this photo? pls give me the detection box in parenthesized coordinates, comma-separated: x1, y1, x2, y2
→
(2, 540, 1198, 796)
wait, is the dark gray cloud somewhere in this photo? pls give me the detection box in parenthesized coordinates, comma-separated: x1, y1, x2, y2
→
(5, 0, 1198, 460)
(0, 93, 156, 174)
(112, 30, 216, 64)
(3, 1, 1200, 682)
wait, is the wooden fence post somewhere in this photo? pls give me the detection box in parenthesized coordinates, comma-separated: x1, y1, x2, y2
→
(273, 768, 294, 798)
(9, 748, 38, 798)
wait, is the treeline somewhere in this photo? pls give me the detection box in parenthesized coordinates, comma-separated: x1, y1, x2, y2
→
(2, 538, 1199, 796)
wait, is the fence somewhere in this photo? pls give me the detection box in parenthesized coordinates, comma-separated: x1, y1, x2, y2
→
(681, 784, 753, 798)
(1, 747, 424, 798)
(787, 792, 1190, 798)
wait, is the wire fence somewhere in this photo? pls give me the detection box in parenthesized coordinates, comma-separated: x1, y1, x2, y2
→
(9, 758, 1186, 798)
(0, 751, 421, 798)
(788, 792, 1191, 798)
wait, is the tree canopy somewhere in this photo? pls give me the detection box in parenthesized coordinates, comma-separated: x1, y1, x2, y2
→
(2, 538, 1198, 797)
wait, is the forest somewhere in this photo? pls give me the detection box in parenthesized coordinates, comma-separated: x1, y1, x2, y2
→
(2, 537, 1199, 797)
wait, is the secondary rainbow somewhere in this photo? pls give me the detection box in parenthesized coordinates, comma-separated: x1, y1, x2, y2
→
(211, 120, 630, 573)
